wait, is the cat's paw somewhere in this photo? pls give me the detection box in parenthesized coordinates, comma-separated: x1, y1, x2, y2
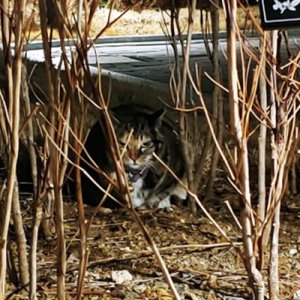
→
(157, 197, 172, 212)
(146, 195, 161, 208)
(135, 204, 148, 210)
(146, 195, 172, 212)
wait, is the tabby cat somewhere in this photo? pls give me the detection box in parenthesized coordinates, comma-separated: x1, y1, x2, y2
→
(80, 106, 186, 210)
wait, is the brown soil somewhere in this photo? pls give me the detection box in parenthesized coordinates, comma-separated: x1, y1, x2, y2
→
(7, 194, 300, 299)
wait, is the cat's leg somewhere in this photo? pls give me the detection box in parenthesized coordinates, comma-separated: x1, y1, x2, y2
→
(130, 178, 148, 209)
(146, 182, 187, 212)
(170, 182, 187, 203)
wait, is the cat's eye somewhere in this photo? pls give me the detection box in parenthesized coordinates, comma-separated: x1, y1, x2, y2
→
(141, 141, 153, 148)
(118, 141, 126, 147)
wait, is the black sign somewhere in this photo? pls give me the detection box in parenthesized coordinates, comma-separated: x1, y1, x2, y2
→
(259, 0, 300, 29)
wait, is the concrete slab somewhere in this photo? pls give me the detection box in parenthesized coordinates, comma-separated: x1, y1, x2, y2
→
(24, 33, 300, 111)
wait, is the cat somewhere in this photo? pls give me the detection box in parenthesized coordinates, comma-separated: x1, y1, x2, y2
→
(80, 105, 187, 211)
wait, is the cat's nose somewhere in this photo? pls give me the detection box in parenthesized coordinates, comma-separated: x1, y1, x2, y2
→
(128, 149, 139, 162)
(130, 156, 138, 164)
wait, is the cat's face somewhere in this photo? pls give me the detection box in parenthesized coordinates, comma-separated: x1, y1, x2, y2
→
(118, 130, 156, 170)
(115, 109, 164, 176)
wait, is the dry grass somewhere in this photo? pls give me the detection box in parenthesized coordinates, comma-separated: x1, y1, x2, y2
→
(13, 198, 300, 299)
(23, 2, 260, 40)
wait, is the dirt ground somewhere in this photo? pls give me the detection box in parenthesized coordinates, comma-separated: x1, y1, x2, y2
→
(6, 192, 300, 300)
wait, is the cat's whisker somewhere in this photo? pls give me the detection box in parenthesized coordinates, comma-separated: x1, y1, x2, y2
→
(146, 161, 157, 170)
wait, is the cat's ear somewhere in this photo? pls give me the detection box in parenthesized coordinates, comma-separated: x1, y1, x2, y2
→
(150, 108, 166, 128)
(109, 110, 120, 126)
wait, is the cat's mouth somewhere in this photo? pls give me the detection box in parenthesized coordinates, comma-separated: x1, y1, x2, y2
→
(125, 167, 148, 182)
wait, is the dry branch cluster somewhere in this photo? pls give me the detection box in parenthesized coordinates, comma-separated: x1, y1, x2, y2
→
(0, 0, 299, 300)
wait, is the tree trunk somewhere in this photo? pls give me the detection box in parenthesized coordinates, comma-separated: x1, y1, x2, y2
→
(12, 184, 29, 286)
(257, 33, 267, 270)
(0, 1, 25, 298)
(205, 1, 222, 199)
(226, 1, 265, 298)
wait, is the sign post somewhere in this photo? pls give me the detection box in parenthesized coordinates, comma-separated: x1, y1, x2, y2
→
(259, 0, 300, 29)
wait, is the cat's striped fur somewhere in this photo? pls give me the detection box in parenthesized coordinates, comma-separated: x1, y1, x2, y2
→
(80, 106, 186, 210)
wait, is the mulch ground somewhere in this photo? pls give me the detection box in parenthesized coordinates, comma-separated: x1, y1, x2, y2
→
(7, 193, 300, 300)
